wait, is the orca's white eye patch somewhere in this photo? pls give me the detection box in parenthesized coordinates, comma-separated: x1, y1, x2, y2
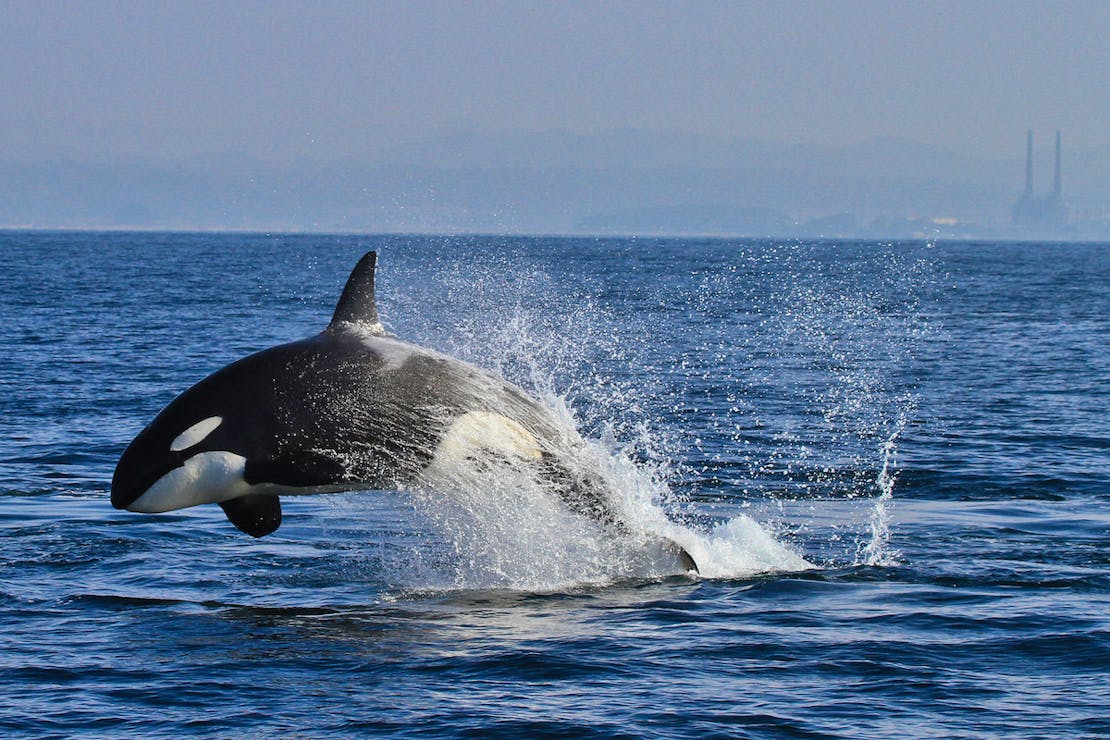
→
(171, 416, 223, 453)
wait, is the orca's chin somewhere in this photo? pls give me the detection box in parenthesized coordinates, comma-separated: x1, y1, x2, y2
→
(111, 461, 181, 511)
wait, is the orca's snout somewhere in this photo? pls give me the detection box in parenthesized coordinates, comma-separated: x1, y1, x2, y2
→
(111, 466, 143, 510)
(110, 444, 181, 511)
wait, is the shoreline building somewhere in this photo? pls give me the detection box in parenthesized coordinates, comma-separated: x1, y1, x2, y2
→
(1012, 130, 1068, 231)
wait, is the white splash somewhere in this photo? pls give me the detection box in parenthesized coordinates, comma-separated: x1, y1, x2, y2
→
(359, 245, 930, 591)
(389, 386, 813, 593)
(681, 515, 814, 579)
(856, 423, 903, 566)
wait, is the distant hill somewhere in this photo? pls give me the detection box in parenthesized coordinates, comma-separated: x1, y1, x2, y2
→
(576, 204, 790, 236)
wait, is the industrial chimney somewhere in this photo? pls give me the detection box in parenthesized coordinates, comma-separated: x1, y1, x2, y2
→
(1013, 129, 1067, 231)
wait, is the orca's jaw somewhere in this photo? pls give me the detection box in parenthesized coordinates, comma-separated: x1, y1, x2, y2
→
(115, 451, 252, 513)
(111, 458, 182, 510)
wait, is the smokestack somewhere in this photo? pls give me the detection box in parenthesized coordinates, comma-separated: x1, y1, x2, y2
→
(1053, 130, 1062, 198)
(1024, 129, 1034, 197)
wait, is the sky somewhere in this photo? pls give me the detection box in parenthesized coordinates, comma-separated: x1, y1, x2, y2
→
(2, 0, 1108, 163)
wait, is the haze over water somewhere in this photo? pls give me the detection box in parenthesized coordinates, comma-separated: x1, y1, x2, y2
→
(2, 2, 1109, 235)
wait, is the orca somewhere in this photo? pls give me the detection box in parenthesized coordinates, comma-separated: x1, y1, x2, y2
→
(111, 252, 697, 572)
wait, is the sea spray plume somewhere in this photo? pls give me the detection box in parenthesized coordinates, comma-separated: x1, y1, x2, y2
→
(335, 246, 814, 589)
(857, 420, 905, 567)
(580, 242, 929, 567)
(111, 251, 700, 575)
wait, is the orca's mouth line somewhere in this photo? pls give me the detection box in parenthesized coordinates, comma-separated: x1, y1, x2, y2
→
(111, 459, 184, 510)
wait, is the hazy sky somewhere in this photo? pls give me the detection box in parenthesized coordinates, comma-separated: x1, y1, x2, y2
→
(2, 0, 1107, 161)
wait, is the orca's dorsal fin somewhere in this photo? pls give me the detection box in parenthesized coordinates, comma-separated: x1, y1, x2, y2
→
(329, 251, 385, 333)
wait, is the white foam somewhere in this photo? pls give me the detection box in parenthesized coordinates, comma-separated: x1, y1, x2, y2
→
(394, 404, 813, 592)
(676, 515, 814, 579)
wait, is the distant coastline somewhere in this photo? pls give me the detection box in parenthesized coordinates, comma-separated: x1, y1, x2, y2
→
(3, 131, 1108, 242)
(3, 225, 1108, 245)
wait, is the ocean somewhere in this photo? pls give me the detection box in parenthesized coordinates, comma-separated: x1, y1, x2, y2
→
(1, 231, 1107, 738)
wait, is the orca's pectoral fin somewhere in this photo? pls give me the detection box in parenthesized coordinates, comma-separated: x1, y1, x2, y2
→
(220, 494, 282, 538)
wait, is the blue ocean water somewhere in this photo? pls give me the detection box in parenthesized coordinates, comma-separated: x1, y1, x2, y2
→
(1, 231, 1107, 738)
